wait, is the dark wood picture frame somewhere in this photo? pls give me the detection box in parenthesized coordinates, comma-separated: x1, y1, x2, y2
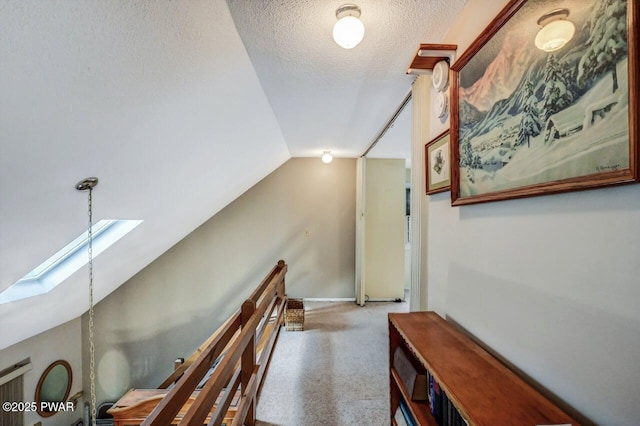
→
(450, 0, 639, 205)
(425, 130, 451, 194)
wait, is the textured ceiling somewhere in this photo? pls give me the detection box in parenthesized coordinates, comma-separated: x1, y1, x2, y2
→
(226, 0, 468, 158)
(0, 0, 468, 349)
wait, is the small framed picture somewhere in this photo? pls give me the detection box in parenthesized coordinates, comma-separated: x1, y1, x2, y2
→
(425, 130, 451, 195)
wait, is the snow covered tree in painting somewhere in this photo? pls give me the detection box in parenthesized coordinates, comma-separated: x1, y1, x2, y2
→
(578, 0, 628, 93)
(541, 54, 573, 122)
(460, 138, 474, 168)
(562, 64, 581, 101)
(471, 152, 482, 169)
(518, 79, 542, 148)
(460, 137, 483, 170)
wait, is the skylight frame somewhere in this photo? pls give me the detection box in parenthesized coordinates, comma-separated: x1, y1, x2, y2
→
(0, 219, 143, 304)
(20, 219, 116, 281)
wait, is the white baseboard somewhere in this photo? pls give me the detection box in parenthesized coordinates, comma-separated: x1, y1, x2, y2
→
(303, 298, 356, 302)
(366, 298, 403, 302)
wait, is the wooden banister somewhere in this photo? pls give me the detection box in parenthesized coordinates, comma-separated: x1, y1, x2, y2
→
(231, 370, 259, 426)
(248, 260, 286, 303)
(208, 368, 241, 426)
(256, 297, 285, 392)
(158, 309, 242, 389)
(240, 299, 257, 426)
(142, 314, 241, 426)
(125, 260, 287, 426)
(179, 268, 282, 426)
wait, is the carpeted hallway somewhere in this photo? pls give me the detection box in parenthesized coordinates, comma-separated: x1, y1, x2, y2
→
(256, 301, 409, 426)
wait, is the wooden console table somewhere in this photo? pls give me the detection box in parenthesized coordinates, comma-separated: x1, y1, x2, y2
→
(389, 312, 580, 425)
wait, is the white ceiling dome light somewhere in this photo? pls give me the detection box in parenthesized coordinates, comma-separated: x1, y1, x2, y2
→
(333, 4, 365, 49)
(321, 151, 334, 164)
(535, 8, 575, 52)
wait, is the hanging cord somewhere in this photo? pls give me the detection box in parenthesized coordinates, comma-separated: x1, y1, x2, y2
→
(87, 186, 97, 426)
(77, 177, 99, 426)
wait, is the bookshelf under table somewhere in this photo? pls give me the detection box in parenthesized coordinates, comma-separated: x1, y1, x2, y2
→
(389, 312, 580, 426)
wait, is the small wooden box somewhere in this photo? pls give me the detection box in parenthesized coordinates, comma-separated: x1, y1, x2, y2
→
(285, 298, 304, 331)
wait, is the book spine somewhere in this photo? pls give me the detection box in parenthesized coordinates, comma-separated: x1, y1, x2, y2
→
(399, 400, 416, 426)
(444, 391, 450, 426)
(427, 370, 433, 412)
(434, 381, 442, 424)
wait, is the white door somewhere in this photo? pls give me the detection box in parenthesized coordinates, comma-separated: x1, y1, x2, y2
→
(356, 158, 405, 303)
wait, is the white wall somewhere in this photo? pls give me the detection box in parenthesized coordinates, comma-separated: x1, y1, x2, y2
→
(84, 158, 356, 404)
(419, 1, 640, 424)
(0, 318, 83, 426)
(411, 75, 432, 311)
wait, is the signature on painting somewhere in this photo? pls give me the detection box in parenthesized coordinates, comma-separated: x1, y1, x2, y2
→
(596, 164, 621, 172)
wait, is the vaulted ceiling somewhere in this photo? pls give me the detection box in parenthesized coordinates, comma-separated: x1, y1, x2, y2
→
(0, 0, 467, 349)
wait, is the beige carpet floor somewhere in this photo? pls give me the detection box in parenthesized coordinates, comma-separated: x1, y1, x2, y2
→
(256, 300, 409, 426)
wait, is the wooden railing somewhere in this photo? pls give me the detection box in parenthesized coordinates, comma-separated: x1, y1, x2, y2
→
(108, 260, 287, 426)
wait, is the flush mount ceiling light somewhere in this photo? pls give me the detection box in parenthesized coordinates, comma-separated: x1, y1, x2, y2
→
(535, 8, 575, 52)
(322, 151, 333, 164)
(333, 4, 365, 49)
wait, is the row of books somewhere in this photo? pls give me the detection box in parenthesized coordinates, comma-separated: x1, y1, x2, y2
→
(393, 345, 468, 425)
(427, 370, 468, 426)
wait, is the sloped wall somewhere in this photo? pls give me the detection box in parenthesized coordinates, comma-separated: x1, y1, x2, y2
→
(83, 158, 356, 404)
(420, 0, 640, 424)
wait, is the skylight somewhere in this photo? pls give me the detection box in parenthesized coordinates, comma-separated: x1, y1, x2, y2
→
(0, 219, 143, 304)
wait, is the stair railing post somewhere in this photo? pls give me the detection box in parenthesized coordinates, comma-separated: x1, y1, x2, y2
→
(241, 299, 257, 426)
(277, 259, 286, 295)
(277, 260, 286, 326)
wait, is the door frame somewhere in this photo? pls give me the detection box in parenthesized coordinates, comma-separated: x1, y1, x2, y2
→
(355, 157, 366, 306)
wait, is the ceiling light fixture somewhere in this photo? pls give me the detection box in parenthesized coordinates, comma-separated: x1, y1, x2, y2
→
(333, 4, 365, 49)
(534, 8, 575, 52)
(322, 151, 333, 164)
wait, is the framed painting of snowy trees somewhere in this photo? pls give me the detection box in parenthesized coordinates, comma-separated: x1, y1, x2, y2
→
(426, 130, 451, 194)
(450, 0, 639, 205)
